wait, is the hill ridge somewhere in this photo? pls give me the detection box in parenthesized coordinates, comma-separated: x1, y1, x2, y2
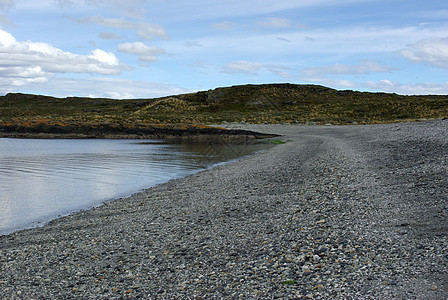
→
(1, 83, 447, 125)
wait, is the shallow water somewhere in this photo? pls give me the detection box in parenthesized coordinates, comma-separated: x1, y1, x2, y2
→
(0, 138, 272, 235)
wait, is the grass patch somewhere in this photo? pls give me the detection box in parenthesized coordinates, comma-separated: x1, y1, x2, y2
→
(267, 139, 290, 144)
(282, 280, 298, 285)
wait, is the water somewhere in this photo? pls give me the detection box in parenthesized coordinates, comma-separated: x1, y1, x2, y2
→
(0, 138, 272, 235)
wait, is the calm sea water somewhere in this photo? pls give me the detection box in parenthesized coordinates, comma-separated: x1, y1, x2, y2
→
(0, 138, 272, 235)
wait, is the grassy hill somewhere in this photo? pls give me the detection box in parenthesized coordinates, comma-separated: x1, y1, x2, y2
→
(1, 83, 447, 127)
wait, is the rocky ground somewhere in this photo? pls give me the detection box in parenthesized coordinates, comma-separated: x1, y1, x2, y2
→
(0, 120, 447, 299)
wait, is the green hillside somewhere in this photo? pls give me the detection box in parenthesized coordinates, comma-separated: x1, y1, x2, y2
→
(1, 83, 447, 126)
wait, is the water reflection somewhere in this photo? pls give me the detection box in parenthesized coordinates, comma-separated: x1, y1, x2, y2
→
(0, 138, 272, 235)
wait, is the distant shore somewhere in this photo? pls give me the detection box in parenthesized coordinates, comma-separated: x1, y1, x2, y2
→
(0, 122, 278, 140)
(0, 120, 446, 298)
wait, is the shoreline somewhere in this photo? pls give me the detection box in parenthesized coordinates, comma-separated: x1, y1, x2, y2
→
(0, 130, 279, 140)
(0, 122, 279, 141)
(1, 120, 447, 298)
(0, 137, 275, 236)
(0, 132, 276, 141)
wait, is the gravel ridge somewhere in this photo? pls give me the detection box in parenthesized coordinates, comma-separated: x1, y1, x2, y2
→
(0, 120, 447, 299)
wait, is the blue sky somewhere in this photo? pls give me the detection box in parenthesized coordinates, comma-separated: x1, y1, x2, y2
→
(0, 0, 447, 98)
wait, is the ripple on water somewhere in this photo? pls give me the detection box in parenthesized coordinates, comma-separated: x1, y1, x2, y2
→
(0, 138, 273, 235)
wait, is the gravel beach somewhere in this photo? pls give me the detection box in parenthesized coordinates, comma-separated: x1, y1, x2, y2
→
(1, 120, 447, 299)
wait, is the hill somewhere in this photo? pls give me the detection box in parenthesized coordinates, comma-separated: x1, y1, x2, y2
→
(1, 84, 447, 128)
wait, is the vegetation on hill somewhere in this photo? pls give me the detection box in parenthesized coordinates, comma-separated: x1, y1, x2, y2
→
(1, 84, 447, 128)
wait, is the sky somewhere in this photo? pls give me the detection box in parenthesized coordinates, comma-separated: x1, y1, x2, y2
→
(0, 0, 447, 99)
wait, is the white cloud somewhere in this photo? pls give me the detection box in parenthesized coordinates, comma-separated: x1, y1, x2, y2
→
(0, 66, 49, 89)
(0, 28, 15, 46)
(117, 41, 165, 62)
(367, 80, 448, 95)
(305, 77, 356, 89)
(300, 61, 398, 92)
(191, 25, 447, 63)
(222, 60, 293, 77)
(1, 76, 191, 99)
(0, 28, 128, 91)
(302, 60, 395, 77)
(401, 37, 448, 69)
(76, 16, 168, 40)
(89, 49, 120, 65)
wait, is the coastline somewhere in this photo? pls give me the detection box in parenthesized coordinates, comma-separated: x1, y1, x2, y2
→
(0, 122, 278, 141)
(1, 120, 447, 298)
(0, 132, 275, 141)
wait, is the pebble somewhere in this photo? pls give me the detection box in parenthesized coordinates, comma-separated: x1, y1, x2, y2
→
(0, 120, 447, 298)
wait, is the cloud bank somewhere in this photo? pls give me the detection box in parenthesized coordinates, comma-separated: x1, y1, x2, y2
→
(74, 16, 168, 40)
(302, 61, 395, 77)
(368, 80, 448, 95)
(117, 42, 165, 62)
(401, 37, 448, 69)
(222, 60, 293, 77)
(0, 28, 128, 92)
